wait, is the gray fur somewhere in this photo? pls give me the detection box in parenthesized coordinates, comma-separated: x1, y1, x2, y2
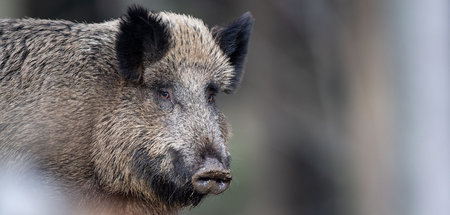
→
(0, 8, 252, 215)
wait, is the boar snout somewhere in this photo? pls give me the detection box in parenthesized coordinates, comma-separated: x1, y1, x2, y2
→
(192, 157, 231, 195)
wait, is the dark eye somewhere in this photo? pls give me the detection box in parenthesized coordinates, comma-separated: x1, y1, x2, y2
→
(160, 91, 170, 99)
(206, 84, 218, 104)
(207, 93, 215, 103)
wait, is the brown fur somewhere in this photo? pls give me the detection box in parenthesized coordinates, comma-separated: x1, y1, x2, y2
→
(0, 6, 253, 215)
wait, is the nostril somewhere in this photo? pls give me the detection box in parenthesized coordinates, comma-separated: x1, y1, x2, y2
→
(199, 175, 231, 185)
(192, 169, 232, 195)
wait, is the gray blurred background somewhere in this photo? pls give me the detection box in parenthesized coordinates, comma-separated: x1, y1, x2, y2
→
(1, 0, 449, 215)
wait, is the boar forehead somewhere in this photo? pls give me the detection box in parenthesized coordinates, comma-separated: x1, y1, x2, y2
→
(142, 12, 234, 90)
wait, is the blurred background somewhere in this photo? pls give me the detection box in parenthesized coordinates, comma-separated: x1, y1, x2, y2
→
(1, 0, 449, 215)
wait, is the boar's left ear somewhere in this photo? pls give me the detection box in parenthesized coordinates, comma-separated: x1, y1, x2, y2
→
(212, 12, 254, 93)
(116, 6, 170, 82)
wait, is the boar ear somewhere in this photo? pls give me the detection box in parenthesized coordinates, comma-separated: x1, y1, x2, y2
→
(212, 12, 254, 92)
(116, 6, 170, 82)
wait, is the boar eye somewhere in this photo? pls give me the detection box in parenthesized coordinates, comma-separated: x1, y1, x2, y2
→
(156, 88, 174, 110)
(206, 84, 218, 104)
(159, 91, 170, 99)
(207, 94, 215, 103)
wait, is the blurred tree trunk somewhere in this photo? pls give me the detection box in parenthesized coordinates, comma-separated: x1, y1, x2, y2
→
(387, 0, 450, 215)
(342, 1, 394, 215)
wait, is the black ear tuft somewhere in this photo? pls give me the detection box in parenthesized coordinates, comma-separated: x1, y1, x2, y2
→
(116, 5, 170, 82)
(213, 12, 254, 92)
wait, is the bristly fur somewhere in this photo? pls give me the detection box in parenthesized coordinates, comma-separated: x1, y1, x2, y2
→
(212, 12, 254, 93)
(116, 6, 170, 82)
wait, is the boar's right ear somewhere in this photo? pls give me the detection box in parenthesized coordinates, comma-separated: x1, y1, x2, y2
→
(116, 6, 170, 82)
(212, 12, 254, 93)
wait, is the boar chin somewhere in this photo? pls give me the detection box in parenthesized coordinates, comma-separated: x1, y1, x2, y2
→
(150, 174, 206, 207)
(132, 147, 205, 206)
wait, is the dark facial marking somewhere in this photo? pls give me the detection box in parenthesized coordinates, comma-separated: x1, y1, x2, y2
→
(132, 147, 205, 206)
(150, 174, 204, 207)
(133, 147, 162, 185)
(199, 143, 225, 167)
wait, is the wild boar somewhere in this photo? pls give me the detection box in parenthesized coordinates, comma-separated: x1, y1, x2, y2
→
(0, 5, 253, 214)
